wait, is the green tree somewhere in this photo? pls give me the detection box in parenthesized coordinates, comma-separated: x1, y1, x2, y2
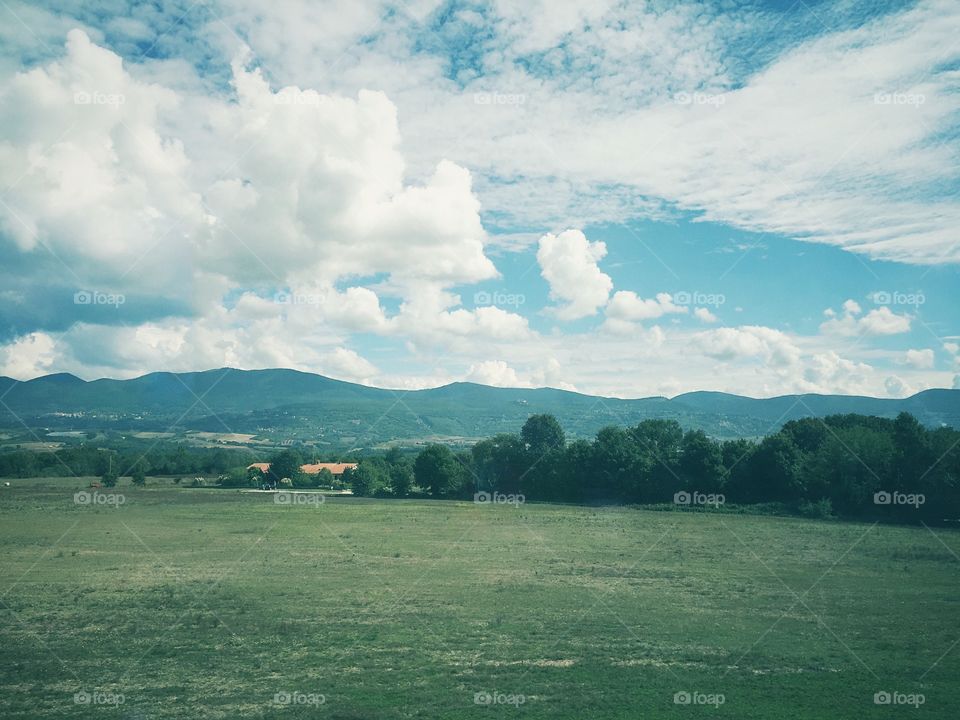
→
(389, 462, 414, 497)
(521, 414, 566, 457)
(101, 470, 118, 488)
(131, 467, 146, 486)
(350, 461, 387, 497)
(316, 467, 334, 487)
(268, 449, 303, 484)
(472, 434, 527, 495)
(679, 430, 724, 493)
(414, 444, 462, 497)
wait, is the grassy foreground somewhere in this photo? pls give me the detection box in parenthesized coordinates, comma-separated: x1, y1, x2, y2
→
(1, 479, 958, 718)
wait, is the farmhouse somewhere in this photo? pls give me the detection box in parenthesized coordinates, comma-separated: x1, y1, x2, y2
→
(247, 462, 357, 478)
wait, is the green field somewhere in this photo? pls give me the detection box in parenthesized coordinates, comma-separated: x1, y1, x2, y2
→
(1, 479, 957, 718)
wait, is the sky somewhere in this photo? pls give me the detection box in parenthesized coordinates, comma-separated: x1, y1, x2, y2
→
(0, 0, 958, 399)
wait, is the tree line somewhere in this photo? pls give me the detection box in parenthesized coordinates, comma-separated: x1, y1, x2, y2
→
(338, 413, 959, 523)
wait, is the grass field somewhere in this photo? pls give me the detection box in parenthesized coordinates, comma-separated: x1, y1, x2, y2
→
(1, 478, 958, 718)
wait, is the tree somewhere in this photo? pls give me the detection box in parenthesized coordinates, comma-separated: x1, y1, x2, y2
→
(268, 449, 303, 484)
(101, 470, 118, 488)
(679, 430, 724, 493)
(350, 461, 387, 497)
(389, 462, 414, 497)
(131, 467, 146, 486)
(471, 434, 527, 495)
(316, 468, 334, 487)
(414, 444, 462, 497)
(521, 414, 566, 457)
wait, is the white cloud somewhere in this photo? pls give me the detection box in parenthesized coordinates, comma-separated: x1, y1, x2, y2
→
(692, 325, 801, 368)
(537, 229, 612, 320)
(319, 347, 378, 382)
(464, 360, 527, 388)
(885, 375, 913, 397)
(0, 332, 56, 379)
(902, 348, 935, 369)
(820, 302, 912, 337)
(693, 307, 718, 323)
(606, 291, 686, 322)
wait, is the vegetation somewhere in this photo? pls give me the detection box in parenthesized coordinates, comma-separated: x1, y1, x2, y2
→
(0, 483, 956, 718)
(356, 412, 959, 524)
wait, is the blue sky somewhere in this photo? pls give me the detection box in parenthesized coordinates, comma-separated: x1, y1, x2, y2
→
(0, 0, 957, 397)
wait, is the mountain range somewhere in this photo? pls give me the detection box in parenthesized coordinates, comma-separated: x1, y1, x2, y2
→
(1, 369, 958, 447)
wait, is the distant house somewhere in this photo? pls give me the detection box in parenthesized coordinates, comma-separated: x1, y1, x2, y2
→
(247, 462, 357, 478)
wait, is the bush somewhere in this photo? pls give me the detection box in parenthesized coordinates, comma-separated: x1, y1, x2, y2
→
(799, 498, 834, 519)
(101, 471, 118, 488)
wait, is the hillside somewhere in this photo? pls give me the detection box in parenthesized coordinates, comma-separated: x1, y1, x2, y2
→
(0, 369, 958, 446)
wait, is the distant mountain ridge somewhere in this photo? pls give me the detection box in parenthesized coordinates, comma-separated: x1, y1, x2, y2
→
(1, 369, 957, 445)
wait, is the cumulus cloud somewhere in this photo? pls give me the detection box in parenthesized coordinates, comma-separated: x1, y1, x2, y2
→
(693, 307, 718, 323)
(692, 325, 801, 368)
(606, 291, 686, 322)
(464, 360, 527, 388)
(819, 301, 912, 337)
(902, 348, 935, 369)
(885, 375, 913, 397)
(318, 347, 378, 382)
(537, 229, 612, 320)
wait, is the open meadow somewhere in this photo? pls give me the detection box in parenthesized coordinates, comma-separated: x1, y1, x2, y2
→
(1, 478, 958, 718)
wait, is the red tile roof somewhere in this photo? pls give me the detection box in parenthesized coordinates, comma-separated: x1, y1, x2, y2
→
(247, 462, 357, 476)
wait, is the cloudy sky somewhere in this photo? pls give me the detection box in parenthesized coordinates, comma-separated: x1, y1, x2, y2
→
(0, 0, 958, 398)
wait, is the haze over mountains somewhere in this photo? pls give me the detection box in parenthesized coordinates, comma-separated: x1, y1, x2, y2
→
(1, 369, 957, 447)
